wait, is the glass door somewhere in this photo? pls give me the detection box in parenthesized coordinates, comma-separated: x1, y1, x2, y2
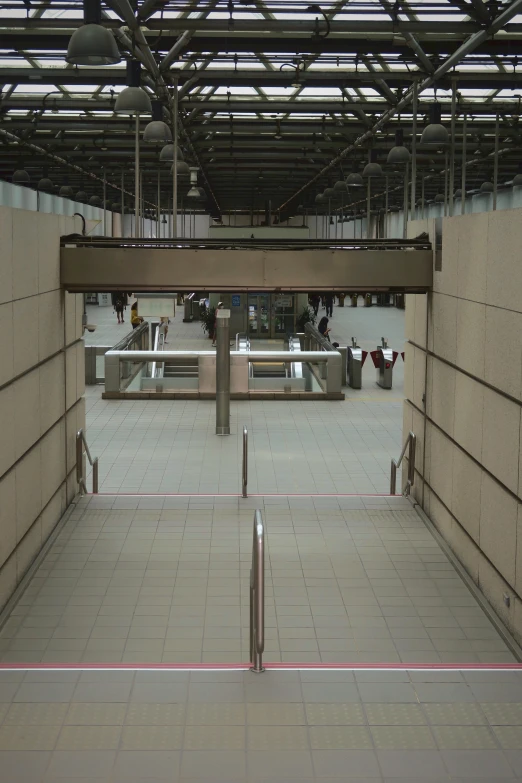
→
(272, 294, 296, 336)
(248, 294, 270, 337)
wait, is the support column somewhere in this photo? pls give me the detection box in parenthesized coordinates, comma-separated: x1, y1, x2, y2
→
(215, 308, 231, 436)
(462, 113, 467, 215)
(449, 80, 457, 216)
(411, 79, 418, 218)
(172, 77, 179, 238)
(493, 112, 499, 211)
(135, 113, 140, 237)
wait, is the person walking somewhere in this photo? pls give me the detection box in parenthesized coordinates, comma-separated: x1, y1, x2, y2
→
(318, 316, 331, 342)
(111, 292, 127, 324)
(324, 293, 334, 318)
(158, 316, 169, 344)
(310, 293, 320, 317)
(130, 301, 143, 329)
(211, 302, 223, 347)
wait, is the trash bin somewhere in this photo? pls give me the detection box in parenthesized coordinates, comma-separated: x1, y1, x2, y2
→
(347, 338, 368, 389)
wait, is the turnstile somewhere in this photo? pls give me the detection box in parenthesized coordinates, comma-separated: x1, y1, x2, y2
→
(373, 337, 395, 389)
(347, 338, 367, 389)
(183, 292, 196, 322)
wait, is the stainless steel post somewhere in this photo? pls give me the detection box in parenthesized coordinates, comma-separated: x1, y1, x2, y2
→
(134, 113, 140, 237)
(157, 169, 160, 238)
(172, 77, 178, 238)
(366, 178, 371, 238)
(93, 457, 99, 494)
(242, 426, 248, 497)
(421, 176, 425, 218)
(449, 79, 457, 216)
(461, 114, 467, 215)
(403, 161, 409, 239)
(411, 79, 418, 217)
(250, 509, 265, 673)
(384, 175, 388, 238)
(215, 308, 231, 435)
(76, 430, 83, 490)
(444, 150, 448, 216)
(103, 167, 106, 235)
(120, 170, 124, 237)
(493, 112, 499, 211)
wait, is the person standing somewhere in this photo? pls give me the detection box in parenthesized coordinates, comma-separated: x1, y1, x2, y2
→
(324, 293, 334, 318)
(211, 301, 223, 347)
(111, 292, 127, 324)
(130, 301, 143, 329)
(318, 316, 331, 342)
(310, 293, 320, 317)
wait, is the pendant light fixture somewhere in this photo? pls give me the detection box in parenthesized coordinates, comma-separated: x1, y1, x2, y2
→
(103, 198, 112, 210)
(323, 187, 335, 198)
(12, 165, 30, 185)
(363, 150, 383, 177)
(334, 173, 348, 192)
(434, 193, 445, 203)
(420, 102, 449, 147)
(346, 171, 363, 187)
(160, 143, 184, 163)
(59, 185, 74, 199)
(143, 100, 172, 144)
(387, 129, 410, 166)
(315, 192, 326, 203)
(89, 194, 102, 206)
(171, 161, 190, 175)
(66, 0, 121, 65)
(75, 189, 88, 202)
(114, 61, 152, 115)
(454, 189, 462, 198)
(187, 167, 201, 198)
(37, 168, 54, 191)
(480, 180, 494, 193)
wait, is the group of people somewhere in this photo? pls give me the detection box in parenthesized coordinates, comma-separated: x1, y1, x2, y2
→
(110, 292, 146, 331)
(310, 292, 335, 318)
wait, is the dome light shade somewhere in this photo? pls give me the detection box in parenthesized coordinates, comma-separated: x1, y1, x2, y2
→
(13, 168, 30, 185)
(103, 198, 112, 209)
(187, 186, 201, 198)
(315, 193, 326, 203)
(66, 24, 121, 66)
(434, 193, 445, 203)
(323, 187, 335, 198)
(346, 172, 363, 187)
(38, 177, 54, 191)
(454, 189, 462, 198)
(390, 205, 400, 212)
(112, 202, 121, 211)
(160, 143, 184, 163)
(144, 120, 172, 144)
(89, 195, 102, 206)
(513, 173, 522, 187)
(75, 190, 88, 202)
(333, 179, 348, 192)
(171, 161, 190, 175)
(59, 185, 74, 198)
(420, 102, 449, 146)
(387, 129, 410, 165)
(363, 161, 383, 177)
(480, 181, 494, 193)
(114, 86, 152, 115)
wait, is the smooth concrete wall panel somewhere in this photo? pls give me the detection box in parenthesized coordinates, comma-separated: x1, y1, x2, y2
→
(403, 342, 414, 402)
(13, 369, 40, 462)
(486, 208, 522, 314)
(430, 292, 457, 364)
(451, 447, 481, 544)
(484, 305, 522, 402)
(0, 302, 14, 388)
(12, 208, 39, 301)
(481, 387, 520, 496)
(435, 214, 459, 296)
(0, 206, 13, 305)
(404, 206, 522, 646)
(455, 299, 486, 380)
(457, 212, 488, 304)
(414, 293, 428, 349)
(427, 357, 455, 438)
(12, 296, 39, 378)
(0, 206, 85, 613)
(0, 471, 16, 570)
(453, 371, 484, 463)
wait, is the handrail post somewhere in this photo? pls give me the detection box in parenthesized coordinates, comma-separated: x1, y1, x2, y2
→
(92, 457, 99, 494)
(76, 429, 84, 494)
(407, 432, 416, 492)
(242, 426, 248, 498)
(390, 459, 397, 495)
(250, 510, 265, 673)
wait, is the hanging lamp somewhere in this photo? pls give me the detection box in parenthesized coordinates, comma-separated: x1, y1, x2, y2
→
(170, 161, 190, 175)
(480, 181, 494, 193)
(89, 194, 102, 206)
(66, 0, 120, 65)
(387, 129, 410, 165)
(323, 187, 335, 198)
(114, 61, 151, 115)
(59, 185, 74, 199)
(75, 190, 88, 202)
(512, 163, 522, 186)
(143, 100, 172, 143)
(187, 167, 201, 198)
(13, 166, 30, 185)
(363, 150, 383, 177)
(346, 171, 363, 187)
(37, 170, 54, 191)
(420, 103, 449, 146)
(315, 193, 326, 203)
(434, 193, 445, 203)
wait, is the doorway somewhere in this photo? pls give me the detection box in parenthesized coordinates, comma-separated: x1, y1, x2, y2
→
(247, 293, 296, 338)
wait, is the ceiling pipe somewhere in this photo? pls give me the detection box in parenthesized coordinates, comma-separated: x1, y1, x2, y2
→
(277, 0, 522, 213)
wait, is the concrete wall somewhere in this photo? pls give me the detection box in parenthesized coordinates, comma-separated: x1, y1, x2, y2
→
(0, 206, 85, 611)
(404, 208, 522, 647)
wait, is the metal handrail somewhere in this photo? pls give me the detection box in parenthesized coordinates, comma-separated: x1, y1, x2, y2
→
(390, 431, 416, 496)
(250, 510, 265, 673)
(242, 426, 248, 498)
(76, 429, 99, 495)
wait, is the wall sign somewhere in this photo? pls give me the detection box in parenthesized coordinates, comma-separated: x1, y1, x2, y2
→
(232, 294, 241, 307)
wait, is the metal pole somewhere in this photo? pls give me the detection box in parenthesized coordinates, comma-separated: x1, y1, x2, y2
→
(493, 112, 499, 211)
(411, 79, 418, 218)
(76, 430, 83, 490)
(92, 457, 99, 494)
(403, 161, 409, 239)
(449, 80, 457, 216)
(140, 170, 144, 237)
(157, 169, 160, 238)
(384, 175, 388, 238)
(444, 150, 448, 216)
(120, 169, 124, 237)
(390, 459, 397, 495)
(215, 308, 230, 435)
(461, 113, 467, 215)
(103, 167, 106, 235)
(250, 510, 265, 673)
(172, 77, 178, 238)
(134, 113, 140, 237)
(422, 176, 425, 218)
(242, 426, 248, 498)
(366, 178, 371, 238)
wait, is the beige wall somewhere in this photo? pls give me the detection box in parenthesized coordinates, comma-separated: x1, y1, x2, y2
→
(404, 209, 522, 646)
(0, 206, 85, 611)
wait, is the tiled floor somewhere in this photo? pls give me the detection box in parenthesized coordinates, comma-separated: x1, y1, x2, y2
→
(1, 667, 522, 781)
(84, 301, 406, 494)
(1, 495, 516, 665)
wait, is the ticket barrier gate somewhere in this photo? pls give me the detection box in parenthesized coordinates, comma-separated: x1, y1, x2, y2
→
(370, 338, 399, 389)
(183, 292, 196, 322)
(347, 338, 368, 389)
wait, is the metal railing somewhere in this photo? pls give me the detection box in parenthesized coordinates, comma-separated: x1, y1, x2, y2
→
(76, 429, 99, 495)
(390, 431, 416, 496)
(235, 332, 250, 351)
(250, 510, 265, 673)
(242, 426, 248, 498)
